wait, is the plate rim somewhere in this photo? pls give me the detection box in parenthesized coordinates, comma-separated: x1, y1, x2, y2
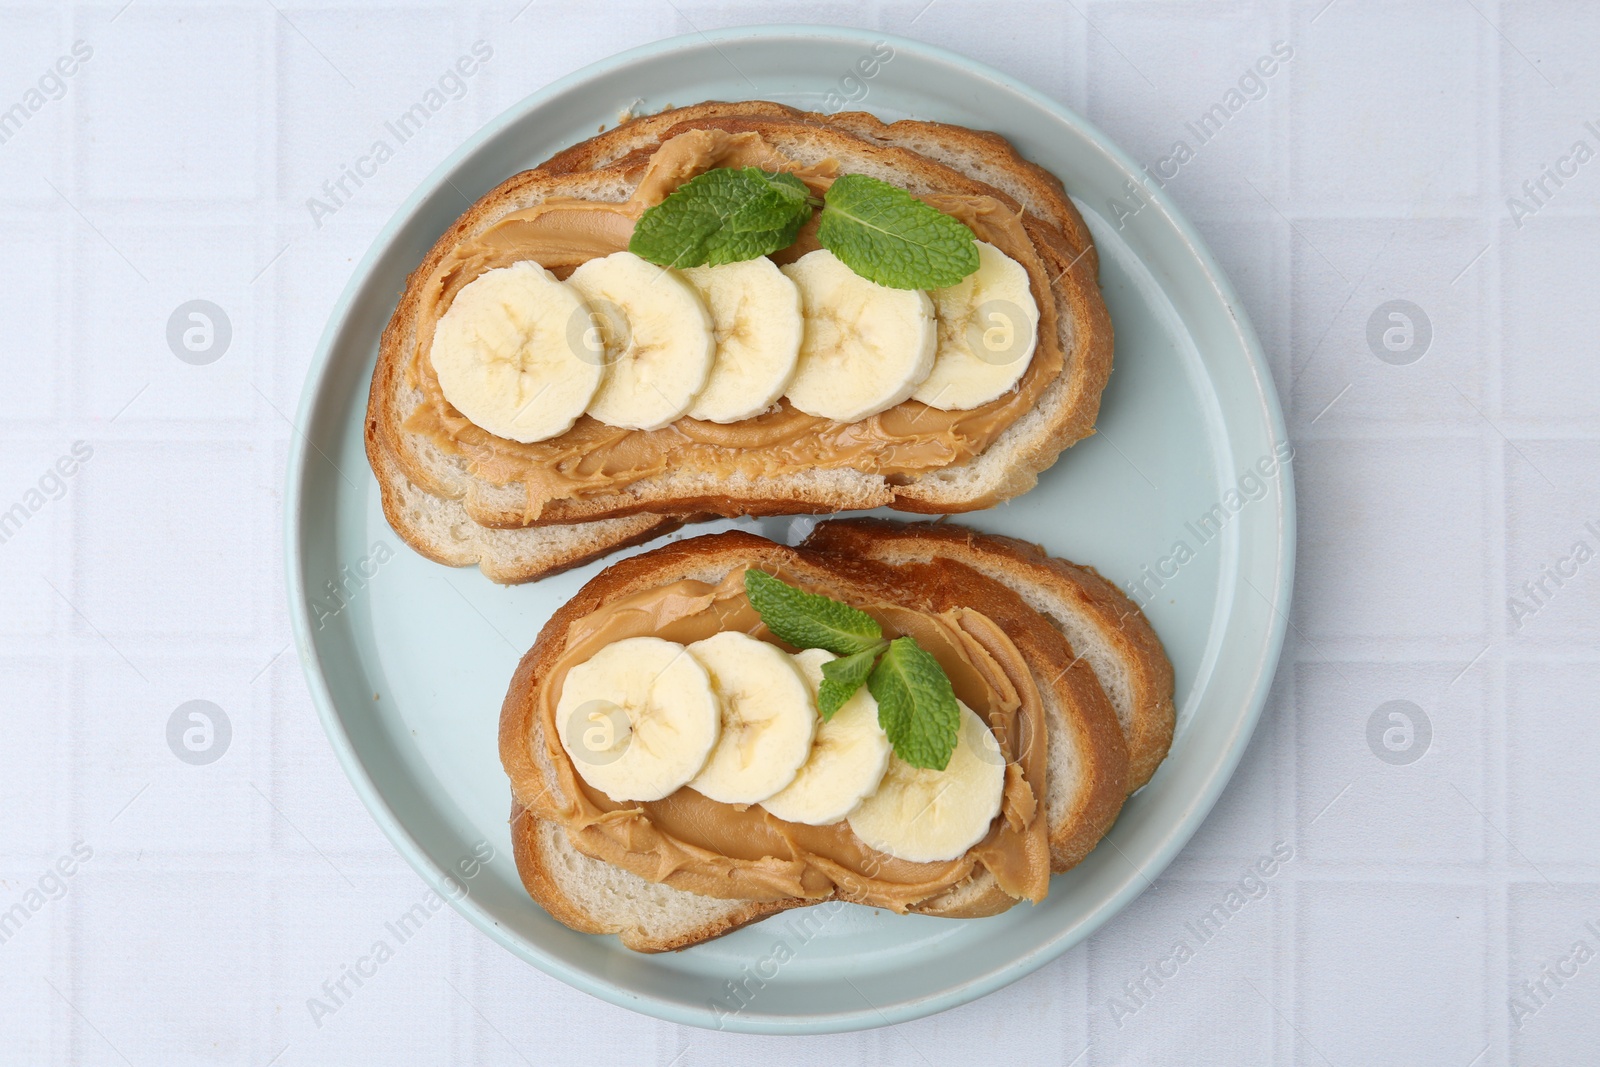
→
(286, 22, 1295, 1035)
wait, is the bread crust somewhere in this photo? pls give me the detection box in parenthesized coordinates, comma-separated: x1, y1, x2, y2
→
(513, 796, 1004, 947)
(804, 519, 1175, 792)
(538, 100, 810, 172)
(500, 527, 1144, 949)
(363, 401, 691, 584)
(511, 801, 803, 952)
(368, 105, 1113, 546)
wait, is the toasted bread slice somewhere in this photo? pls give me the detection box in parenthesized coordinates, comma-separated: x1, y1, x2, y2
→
(371, 109, 1112, 535)
(804, 519, 1175, 792)
(500, 529, 1132, 951)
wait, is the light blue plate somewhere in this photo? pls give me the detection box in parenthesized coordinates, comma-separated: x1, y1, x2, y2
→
(286, 25, 1293, 1035)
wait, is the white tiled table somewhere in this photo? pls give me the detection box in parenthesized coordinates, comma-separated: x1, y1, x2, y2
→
(3, 2, 1596, 1063)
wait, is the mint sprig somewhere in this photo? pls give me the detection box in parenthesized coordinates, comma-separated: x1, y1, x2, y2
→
(628, 167, 979, 290)
(742, 569, 960, 769)
(629, 167, 813, 268)
(817, 174, 979, 289)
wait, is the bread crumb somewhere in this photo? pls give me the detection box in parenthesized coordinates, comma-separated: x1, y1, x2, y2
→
(614, 97, 647, 127)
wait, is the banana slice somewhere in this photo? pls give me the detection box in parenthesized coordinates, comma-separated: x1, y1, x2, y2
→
(567, 251, 716, 430)
(681, 260, 804, 424)
(429, 261, 603, 443)
(781, 249, 937, 423)
(686, 631, 817, 805)
(761, 649, 893, 826)
(555, 636, 721, 803)
(847, 702, 1006, 862)
(912, 241, 1040, 410)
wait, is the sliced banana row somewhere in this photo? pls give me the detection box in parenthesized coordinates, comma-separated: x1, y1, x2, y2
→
(431, 243, 1039, 444)
(556, 634, 1008, 861)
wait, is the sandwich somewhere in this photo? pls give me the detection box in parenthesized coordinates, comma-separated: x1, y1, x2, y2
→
(499, 519, 1172, 951)
(366, 101, 1113, 583)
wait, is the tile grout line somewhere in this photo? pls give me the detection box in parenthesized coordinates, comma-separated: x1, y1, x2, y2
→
(1482, 4, 1512, 1061)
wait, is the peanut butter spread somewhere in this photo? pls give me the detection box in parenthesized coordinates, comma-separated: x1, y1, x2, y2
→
(401, 130, 1065, 520)
(531, 567, 1052, 910)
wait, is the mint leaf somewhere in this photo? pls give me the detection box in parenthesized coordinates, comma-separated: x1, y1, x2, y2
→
(868, 636, 961, 770)
(629, 167, 813, 269)
(753, 169, 812, 206)
(743, 569, 883, 656)
(816, 173, 979, 289)
(818, 645, 882, 720)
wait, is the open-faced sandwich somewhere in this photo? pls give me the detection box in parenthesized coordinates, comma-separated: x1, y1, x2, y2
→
(499, 520, 1172, 951)
(366, 101, 1113, 583)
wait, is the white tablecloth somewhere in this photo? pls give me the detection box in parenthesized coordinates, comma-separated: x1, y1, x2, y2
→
(3, 1, 1596, 1063)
